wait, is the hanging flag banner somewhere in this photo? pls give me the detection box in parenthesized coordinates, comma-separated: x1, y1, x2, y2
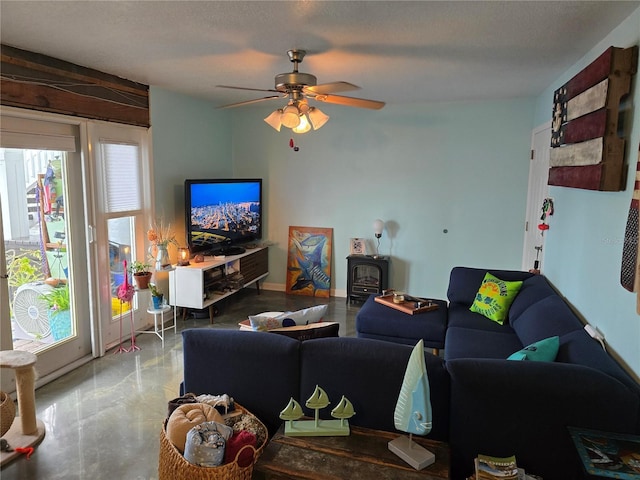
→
(549, 46, 637, 191)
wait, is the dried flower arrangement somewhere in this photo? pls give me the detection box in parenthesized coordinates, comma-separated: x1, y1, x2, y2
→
(147, 218, 178, 248)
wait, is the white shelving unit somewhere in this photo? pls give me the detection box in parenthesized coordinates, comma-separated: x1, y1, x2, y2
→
(169, 246, 268, 322)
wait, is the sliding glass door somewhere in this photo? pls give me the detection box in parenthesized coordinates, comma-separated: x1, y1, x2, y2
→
(0, 109, 152, 386)
(0, 114, 92, 380)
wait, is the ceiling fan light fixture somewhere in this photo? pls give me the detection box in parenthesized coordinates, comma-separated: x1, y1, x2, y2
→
(264, 109, 283, 131)
(281, 104, 301, 128)
(292, 113, 311, 134)
(308, 107, 330, 130)
(297, 98, 310, 115)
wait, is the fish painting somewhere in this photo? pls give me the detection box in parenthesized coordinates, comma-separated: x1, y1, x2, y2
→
(286, 227, 332, 298)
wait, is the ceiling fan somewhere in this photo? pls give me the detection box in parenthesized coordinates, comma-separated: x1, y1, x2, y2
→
(216, 49, 385, 133)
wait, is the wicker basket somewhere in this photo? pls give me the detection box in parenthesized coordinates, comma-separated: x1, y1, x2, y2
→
(0, 391, 15, 437)
(158, 404, 267, 480)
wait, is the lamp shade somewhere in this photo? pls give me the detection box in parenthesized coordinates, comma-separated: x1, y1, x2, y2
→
(281, 104, 301, 128)
(292, 113, 311, 134)
(373, 219, 385, 238)
(264, 109, 283, 131)
(297, 98, 310, 114)
(308, 107, 330, 130)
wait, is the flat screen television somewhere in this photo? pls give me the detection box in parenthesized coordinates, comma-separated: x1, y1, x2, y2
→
(185, 178, 262, 255)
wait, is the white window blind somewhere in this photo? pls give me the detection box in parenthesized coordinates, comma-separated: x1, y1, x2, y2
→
(0, 117, 77, 151)
(101, 142, 141, 213)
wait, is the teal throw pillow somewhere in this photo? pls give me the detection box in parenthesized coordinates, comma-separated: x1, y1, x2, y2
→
(507, 336, 559, 362)
(469, 272, 523, 324)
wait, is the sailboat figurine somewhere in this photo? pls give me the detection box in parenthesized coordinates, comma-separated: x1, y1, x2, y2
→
(281, 385, 353, 437)
(388, 339, 436, 470)
(306, 385, 330, 428)
(331, 395, 355, 428)
(279, 398, 304, 430)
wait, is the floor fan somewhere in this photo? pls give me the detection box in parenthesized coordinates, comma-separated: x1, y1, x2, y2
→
(12, 283, 53, 339)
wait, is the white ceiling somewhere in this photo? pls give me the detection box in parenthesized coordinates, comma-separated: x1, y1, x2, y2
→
(1, 1, 638, 109)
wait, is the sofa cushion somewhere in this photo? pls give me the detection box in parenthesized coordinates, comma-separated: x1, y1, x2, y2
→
(447, 267, 533, 306)
(508, 274, 556, 321)
(557, 330, 640, 394)
(510, 295, 582, 347)
(447, 303, 516, 334)
(446, 358, 640, 480)
(299, 337, 450, 441)
(249, 304, 328, 331)
(469, 272, 523, 324)
(181, 329, 301, 435)
(507, 336, 559, 362)
(356, 295, 448, 350)
(444, 326, 523, 361)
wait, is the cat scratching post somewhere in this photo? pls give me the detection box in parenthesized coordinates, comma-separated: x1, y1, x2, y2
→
(0, 350, 45, 467)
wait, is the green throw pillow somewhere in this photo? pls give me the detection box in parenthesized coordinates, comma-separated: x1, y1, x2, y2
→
(507, 336, 559, 362)
(469, 272, 523, 324)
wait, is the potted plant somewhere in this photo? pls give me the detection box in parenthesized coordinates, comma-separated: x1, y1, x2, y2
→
(40, 284, 72, 341)
(129, 260, 152, 289)
(149, 283, 164, 309)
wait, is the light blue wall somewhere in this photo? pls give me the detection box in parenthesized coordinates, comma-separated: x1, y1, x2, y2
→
(151, 90, 534, 298)
(149, 8, 640, 379)
(533, 7, 640, 379)
(230, 99, 534, 299)
(150, 87, 232, 243)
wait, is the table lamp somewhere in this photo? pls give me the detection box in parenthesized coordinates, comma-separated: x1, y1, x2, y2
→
(177, 247, 190, 266)
(373, 219, 384, 258)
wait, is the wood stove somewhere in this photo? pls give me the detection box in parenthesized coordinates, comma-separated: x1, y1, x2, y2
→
(346, 255, 389, 303)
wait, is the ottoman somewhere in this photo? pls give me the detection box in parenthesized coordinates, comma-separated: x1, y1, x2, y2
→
(355, 295, 448, 354)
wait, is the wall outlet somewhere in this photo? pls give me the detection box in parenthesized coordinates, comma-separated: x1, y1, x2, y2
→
(584, 324, 606, 350)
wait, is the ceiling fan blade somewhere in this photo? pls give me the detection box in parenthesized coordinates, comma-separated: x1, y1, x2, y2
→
(314, 94, 385, 110)
(217, 96, 282, 109)
(304, 82, 360, 95)
(216, 85, 280, 93)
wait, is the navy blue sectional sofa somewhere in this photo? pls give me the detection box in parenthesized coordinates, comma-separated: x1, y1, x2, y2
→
(444, 267, 640, 479)
(180, 266, 640, 480)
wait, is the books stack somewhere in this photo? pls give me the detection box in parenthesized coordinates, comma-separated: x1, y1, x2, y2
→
(466, 455, 543, 480)
(475, 455, 518, 480)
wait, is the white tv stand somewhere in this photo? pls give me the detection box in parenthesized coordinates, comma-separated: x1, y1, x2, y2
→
(169, 246, 268, 323)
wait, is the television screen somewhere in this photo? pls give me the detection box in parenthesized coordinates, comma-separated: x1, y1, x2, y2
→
(185, 178, 262, 254)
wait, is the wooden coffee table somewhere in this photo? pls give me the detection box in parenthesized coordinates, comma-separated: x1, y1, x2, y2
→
(253, 422, 450, 479)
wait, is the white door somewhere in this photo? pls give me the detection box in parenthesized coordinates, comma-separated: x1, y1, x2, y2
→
(0, 111, 92, 387)
(522, 122, 551, 272)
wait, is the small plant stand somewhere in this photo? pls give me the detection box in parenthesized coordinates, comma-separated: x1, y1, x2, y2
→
(139, 304, 176, 348)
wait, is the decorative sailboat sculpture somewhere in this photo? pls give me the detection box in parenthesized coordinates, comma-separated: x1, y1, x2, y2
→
(388, 339, 436, 470)
(279, 385, 355, 436)
(280, 398, 304, 431)
(331, 395, 355, 428)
